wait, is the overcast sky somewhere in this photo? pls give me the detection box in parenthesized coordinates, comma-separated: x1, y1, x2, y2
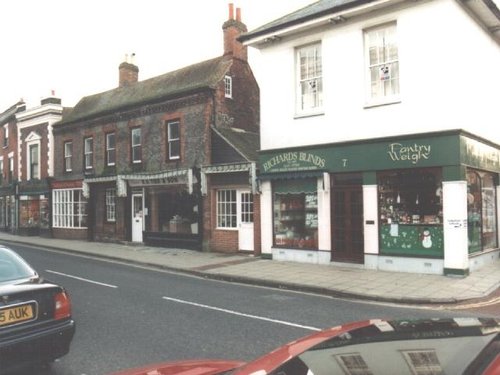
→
(0, 0, 313, 111)
(1, 0, 498, 112)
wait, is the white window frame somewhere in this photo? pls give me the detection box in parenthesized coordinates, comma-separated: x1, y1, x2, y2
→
(3, 125, 8, 148)
(52, 189, 87, 228)
(217, 189, 237, 229)
(364, 22, 400, 106)
(28, 143, 40, 180)
(216, 190, 254, 229)
(84, 137, 93, 170)
(64, 141, 72, 172)
(131, 127, 141, 164)
(296, 43, 323, 116)
(224, 75, 232, 98)
(105, 188, 116, 222)
(106, 133, 116, 166)
(8, 155, 14, 182)
(167, 121, 180, 160)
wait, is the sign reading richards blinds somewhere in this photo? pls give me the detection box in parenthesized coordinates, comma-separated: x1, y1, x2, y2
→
(262, 152, 326, 173)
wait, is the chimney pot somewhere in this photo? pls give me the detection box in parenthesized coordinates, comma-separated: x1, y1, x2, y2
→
(228, 3, 234, 20)
(236, 7, 241, 22)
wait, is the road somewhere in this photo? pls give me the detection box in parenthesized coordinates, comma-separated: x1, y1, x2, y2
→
(10, 243, 497, 375)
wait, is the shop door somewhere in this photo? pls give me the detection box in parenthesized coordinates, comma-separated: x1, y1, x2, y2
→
(132, 193, 143, 243)
(238, 191, 254, 251)
(331, 180, 364, 264)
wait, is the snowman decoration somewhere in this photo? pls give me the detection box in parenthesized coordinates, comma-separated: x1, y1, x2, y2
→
(421, 229, 432, 248)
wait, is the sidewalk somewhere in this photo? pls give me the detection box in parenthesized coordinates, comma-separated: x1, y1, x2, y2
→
(1, 232, 499, 305)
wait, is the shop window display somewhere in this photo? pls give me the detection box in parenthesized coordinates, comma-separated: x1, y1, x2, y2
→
(378, 168, 444, 257)
(273, 179, 318, 249)
(149, 190, 199, 234)
(467, 169, 498, 253)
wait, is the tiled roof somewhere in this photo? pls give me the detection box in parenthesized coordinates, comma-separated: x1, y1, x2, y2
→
(240, 0, 365, 40)
(212, 126, 260, 162)
(58, 56, 232, 126)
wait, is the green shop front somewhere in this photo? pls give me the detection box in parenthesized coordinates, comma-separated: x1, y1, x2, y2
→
(258, 130, 499, 275)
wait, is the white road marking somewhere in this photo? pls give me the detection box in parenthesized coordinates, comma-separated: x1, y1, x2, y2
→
(46, 270, 118, 288)
(162, 296, 321, 331)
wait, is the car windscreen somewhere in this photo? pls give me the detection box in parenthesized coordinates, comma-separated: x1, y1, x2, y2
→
(0, 247, 37, 282)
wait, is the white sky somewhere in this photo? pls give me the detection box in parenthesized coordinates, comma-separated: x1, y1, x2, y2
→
(0, 0, 312, 111)
(1, 0, 499, 111)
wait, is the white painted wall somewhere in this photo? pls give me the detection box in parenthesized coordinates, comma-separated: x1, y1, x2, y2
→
(251, 0, 500, 151)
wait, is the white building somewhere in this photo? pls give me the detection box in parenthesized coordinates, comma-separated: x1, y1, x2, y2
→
(242, 0, 500, 275)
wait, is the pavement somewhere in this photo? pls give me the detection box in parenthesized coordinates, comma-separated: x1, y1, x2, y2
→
(1, 232, 499, 306)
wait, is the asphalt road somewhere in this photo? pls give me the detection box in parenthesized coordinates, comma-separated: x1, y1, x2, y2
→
(9, 243, 496, 375)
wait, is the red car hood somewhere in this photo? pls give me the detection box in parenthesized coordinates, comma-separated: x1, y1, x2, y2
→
(108, 359, 246, 375)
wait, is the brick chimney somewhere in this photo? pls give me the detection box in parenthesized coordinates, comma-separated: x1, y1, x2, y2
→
(119, 53, 139, 87)
(222, 3, 247, 61)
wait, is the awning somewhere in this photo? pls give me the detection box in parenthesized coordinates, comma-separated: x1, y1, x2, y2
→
(259, 170, 324, 181)
(272, 176, 319, 194)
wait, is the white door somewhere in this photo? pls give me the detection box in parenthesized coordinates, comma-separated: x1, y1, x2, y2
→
(132, 193, 143, 242)
(238, 191, 254, 251)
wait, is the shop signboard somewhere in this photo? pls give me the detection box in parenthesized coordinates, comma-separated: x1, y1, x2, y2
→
(260, 133, 460, 174)
(461, 136, 500, 172)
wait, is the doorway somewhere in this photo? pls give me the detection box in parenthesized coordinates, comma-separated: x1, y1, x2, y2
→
(331, 174, 364, 263)
(238, 191, 254, 251)
(132, 193, 144, 242)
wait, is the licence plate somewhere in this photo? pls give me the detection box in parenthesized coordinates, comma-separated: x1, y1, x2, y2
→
(0, 302, 36, 327)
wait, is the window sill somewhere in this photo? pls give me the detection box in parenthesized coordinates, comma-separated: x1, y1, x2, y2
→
(293, 111, 325, 120)
(364, 99, 401, 109)
(215, 227, 238, 231)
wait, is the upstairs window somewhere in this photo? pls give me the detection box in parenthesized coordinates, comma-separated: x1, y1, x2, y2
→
(131, 127, 142, 164)
(167, 121, 180, 160)
(3, 125, 8, 148)
(364, 23, 400, 104)
(0, 158, 3, 184)
(224, 76, 232, 98)
(296, 43, 323, 115)
(8, 156, 13, 183)
(106, 133, 116, 166)
(84, 137, 93, 170)
(64, 141, 72, 172)
(29, 144, 39, 180)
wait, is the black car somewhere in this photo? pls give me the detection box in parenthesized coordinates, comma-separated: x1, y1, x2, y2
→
(0, 245, 75, 374)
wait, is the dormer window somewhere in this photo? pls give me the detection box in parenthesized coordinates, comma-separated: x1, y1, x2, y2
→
(224, 75, 233, 98)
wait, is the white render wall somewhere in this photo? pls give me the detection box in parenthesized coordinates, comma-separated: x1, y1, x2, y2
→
(251, 0, 500, 151)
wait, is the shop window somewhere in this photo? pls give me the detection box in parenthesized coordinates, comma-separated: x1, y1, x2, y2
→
(106, 188, 116, 222)
(273, 179, 318, 249)
(217, 190, 237, 229)
(19, 197, 40, 228)
(467, 169, 498, 253)
(149, 190, 199, 234)
(52, 189, 87, 228)
(378, 168, 444, 257)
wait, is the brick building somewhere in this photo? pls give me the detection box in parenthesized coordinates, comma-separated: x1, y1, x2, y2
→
(0, 95, 66, 236)
(51, 4, 260, 253)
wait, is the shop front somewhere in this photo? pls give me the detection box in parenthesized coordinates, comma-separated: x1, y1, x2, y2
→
(17, 179, 51, 237)
(259, 130, 499, 275)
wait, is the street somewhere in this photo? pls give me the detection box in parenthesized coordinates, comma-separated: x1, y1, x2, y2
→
(10, 244, 498, 375)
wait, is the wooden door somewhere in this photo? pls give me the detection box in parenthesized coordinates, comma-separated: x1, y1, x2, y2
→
(331, 184, 364, 263)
